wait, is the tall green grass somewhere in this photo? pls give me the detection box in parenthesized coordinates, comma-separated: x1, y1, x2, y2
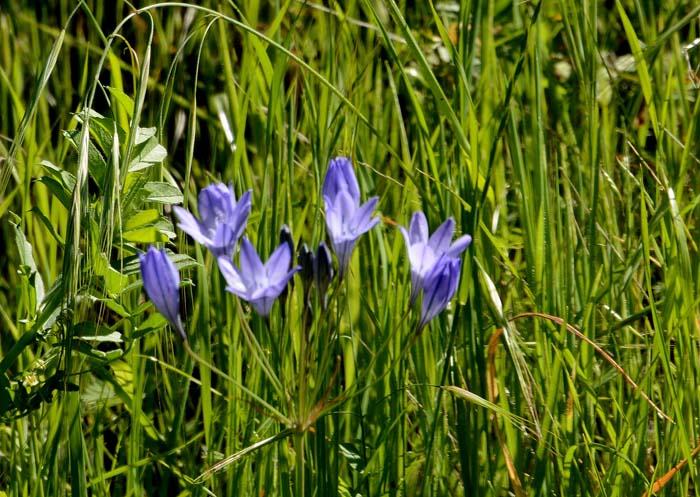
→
(2, 1, 700, 495)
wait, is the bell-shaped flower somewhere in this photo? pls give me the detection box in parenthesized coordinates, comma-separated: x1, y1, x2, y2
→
(399, 211, 471, 305)
(418, 256, 461, 331)
(322, 157, 361, 207)
(322, 157, 379, 276)
(139, 246, 187, 341)
(217, 237, 301, 317)
(174, 183, 252, 259)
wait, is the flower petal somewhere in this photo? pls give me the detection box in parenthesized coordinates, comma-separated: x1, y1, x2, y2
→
(408, 243, 438, 277)
(217, 256, 248, 296)
(323, 194, 347, 239)
(228, 189, 252, 240)
(408, 211, 429, 244)
(198, 183, 232, 234)
(239, 238, 265, 289)
(349, 197, 379, 235)
(250, 266, 301, 317)
(265, 242, 292, 283)
(333, 238, 357, 277)
(427, 217, 455, 253)
(446, 234, 472, 258)
(211, 224, 237, 259)
(336, 190, 358, 226)
(251, 296, 276, 317)
(174, 206, 211, 246)
(419, 257, 461, 330)
(323, 157, 360, 205)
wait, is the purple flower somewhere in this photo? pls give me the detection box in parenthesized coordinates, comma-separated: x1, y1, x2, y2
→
(139, 246, 187, 341)
(399, 211, 471, 305)
(322, 157, 361, 206)
(418, 256, 461, 331)
(322, 157, 379, 276)
(217, 237, 301, 317)
(174, 183, 252, 258)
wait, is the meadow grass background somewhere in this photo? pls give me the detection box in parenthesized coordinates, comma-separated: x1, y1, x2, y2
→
(2, 1, 700, 495)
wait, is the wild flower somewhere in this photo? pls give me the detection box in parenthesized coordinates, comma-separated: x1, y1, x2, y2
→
(418, 256, 461, 331)
(139, 246, 187, 341)
(399, 211, 471, 305)
(217, 237, 301, 317)
(174, 183, 252, 259)
(322, 157, 379, 276)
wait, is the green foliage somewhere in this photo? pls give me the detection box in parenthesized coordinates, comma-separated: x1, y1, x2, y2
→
(2, 1, 700, 496)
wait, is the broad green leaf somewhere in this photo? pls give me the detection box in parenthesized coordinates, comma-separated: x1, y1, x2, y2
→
(121, 251, 199, 277)
(132, 312, 167, 340)
(40, 160, 77, 192)
(106, 86, 135, 119)
(74, 322, 123, 343)
(121, 226, 170, 244)
(35, 176, 72, 210)
(143, 181, 183, 204)
(123, 208, 160, 232)
(74, 109, 127, 152)
(94, 254, 130, 296)
(29, 207, 65, 245)
(128, 130, 167, 172)
(9, 212, 45, 311)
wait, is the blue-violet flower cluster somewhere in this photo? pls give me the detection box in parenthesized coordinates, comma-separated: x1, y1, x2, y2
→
(138, 156, 471, 339)
(173, 183, 252, 259)
(322, 157, 379, 276)
(400, 211, 471, 330)
(217, 238, 300, 317)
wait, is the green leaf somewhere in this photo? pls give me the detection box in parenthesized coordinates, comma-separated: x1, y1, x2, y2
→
(73, 109, 127, 154)
(121, 226, 170, 244)
(29, 207, 65, 245)
(35, 176, 72, 210)
(9, 212, 45, 311)
(94, 253, 130, 296)
(132, 312, 168, 340)
(128, 129, 167, 172)
(64, 129, 107, 189)
(121, 251, 199, 277)
(143, 181, 183, 204)
(41, 160, 77, 192)
(106, 86, 135, 119)
(123, 208, 160, 232)
(616, 0, 659, 136)
(74, 323, 123, 343)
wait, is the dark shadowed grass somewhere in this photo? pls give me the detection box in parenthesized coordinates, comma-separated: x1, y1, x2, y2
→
(2, 1, 700, 496)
